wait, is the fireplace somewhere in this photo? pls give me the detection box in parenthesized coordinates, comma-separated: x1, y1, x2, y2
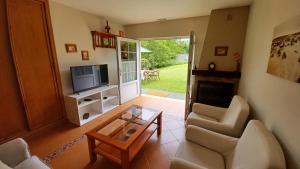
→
(196, 80, 235, 107)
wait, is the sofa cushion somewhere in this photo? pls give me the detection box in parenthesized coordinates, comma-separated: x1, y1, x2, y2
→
(0, 161, 12, 169)
(175, 140, 225, 169)
(14, 156, 49, 169)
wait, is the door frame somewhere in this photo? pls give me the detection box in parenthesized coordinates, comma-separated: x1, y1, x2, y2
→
(185, 31, 196, 120)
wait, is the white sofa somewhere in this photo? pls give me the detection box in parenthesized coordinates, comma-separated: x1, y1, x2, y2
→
(0, 138, 50, 169)
(187, 95, 249, 137)
(170, 120, 286, 169)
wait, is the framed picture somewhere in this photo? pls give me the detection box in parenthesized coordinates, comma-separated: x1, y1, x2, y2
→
(65, 44, 77, 53)
(119, 30, 125, 37)
(215, 46, 228, 56)
(267, 15, 300, 83)
(81, 50, 89, 60)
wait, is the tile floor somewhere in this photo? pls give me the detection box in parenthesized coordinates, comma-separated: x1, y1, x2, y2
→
(142, 88, 186, 100)
(26, 96, 186, 169)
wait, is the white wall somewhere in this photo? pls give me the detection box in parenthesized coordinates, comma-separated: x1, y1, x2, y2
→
(199, 7, 249, 71)
(49, 2, 124, 94)
(239, 0, 300, 168)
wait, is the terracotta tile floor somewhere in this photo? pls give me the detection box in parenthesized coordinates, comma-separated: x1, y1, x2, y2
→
(26, 96, 186, 169)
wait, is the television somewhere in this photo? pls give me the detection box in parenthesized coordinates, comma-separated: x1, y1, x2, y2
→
(70, 64, 109, 93)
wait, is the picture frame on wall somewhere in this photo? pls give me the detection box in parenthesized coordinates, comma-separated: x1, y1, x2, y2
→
(119, 30, 125, 37)
(81, 50, 89, 60)
(267, 15, 300, 83)
(215, 46, 228, 56)
(65, 44, 77, 53)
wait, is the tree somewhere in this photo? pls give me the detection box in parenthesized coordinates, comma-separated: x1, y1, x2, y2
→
(141, 39, 189, 69)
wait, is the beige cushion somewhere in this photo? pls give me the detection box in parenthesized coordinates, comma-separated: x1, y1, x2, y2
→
(188, 112, 218, 122)
(0, 161, 12, 169)
(175, 140, 225, 169)
(14, 156, 49, 169)
(0, 138, 31, 167)
(226, 120, 286, 169)
(185, 125, 238, 154)
(187, 95, 249, 137)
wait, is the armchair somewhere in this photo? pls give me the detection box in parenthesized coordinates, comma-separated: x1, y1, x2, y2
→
(187, 95, 249, 137)
(0, 138, 49, 169)
(170, 120, 286, 169)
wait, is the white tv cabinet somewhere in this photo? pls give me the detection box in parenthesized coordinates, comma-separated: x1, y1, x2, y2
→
(64, 85, 120, 126)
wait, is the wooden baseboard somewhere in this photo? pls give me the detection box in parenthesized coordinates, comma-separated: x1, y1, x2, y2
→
(0, 118, 67, 144)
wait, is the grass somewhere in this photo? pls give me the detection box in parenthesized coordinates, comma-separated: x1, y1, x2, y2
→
(142, 64, 188, 93)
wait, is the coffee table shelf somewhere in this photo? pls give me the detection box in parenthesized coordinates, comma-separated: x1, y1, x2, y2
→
(86, 105, 162, 169)
(95, 123, 157, 164)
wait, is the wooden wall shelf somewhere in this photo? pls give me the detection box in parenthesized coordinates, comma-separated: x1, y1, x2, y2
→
(192, 70, 241, 78)
(91, 31, 116, 49)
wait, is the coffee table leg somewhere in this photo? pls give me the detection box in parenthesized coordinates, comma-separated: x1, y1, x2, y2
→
(157, 113, 162, 136)
(87, 136, 97, 163)
(121, 150, 129, 169)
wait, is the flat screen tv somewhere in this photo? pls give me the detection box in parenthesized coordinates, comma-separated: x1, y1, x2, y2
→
(70, 64, 109, 93)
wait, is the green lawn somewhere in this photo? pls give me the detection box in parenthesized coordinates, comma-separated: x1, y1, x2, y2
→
(142, 64, 188, 93)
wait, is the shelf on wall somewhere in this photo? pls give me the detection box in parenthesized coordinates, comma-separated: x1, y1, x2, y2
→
(91, 31, 117, 49)
(192, 70, 241, 78)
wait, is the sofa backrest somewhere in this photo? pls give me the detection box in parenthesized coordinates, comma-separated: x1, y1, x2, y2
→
(227, 120, 286, 169)
(221, 95, 249, 136)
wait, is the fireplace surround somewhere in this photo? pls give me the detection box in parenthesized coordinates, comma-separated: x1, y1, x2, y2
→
(197, 80, 234, 107)
(192, 70, 241, 108)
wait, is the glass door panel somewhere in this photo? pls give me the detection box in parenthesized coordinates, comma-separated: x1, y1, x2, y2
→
(121, 42, 137, 83)
(128, 42, 137, 52)
(121, 41, 128, 51)
(121, 54, 137, 83)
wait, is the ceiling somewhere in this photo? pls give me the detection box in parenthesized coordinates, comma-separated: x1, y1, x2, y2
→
(52, 0, 252, 25)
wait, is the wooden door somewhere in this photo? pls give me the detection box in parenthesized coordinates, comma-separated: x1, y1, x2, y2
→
(0, 0, 27, 141)
(117, 37, 141, 104)
(6, 0, 64, 130)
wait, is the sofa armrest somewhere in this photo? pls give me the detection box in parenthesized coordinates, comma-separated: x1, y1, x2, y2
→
(192, 103, 226, 120)
(0, 138, 31, 167)
(186, 125, 238, 154)
(170, 158, 207, 169)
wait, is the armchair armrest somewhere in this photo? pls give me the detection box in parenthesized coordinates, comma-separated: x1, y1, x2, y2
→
(186, 125, 238, 154)
(187, 117, 241, 137)
(192, 103, 226, 120)
(0, 138, 31, 167)
(170, 157, 207, 169)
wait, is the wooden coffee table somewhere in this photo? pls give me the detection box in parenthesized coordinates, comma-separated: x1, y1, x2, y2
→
(86, 105, 162, 169)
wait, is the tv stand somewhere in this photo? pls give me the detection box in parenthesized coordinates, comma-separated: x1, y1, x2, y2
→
(64, 85, 119, 126)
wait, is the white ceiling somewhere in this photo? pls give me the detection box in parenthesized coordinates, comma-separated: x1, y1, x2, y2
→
(52, 0, 252, 25)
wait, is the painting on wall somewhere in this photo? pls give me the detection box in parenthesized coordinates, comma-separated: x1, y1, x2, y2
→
(267, 15, 300, 83)
(215, 46, 228, 56)
(81, 50, 89, 61)
(65, 44, 77, 53)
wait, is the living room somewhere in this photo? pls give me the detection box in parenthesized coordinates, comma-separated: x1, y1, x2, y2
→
(0, 0, 300, 169)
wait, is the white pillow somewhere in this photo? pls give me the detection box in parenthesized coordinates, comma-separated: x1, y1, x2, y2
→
(0, 161, 12, 169)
